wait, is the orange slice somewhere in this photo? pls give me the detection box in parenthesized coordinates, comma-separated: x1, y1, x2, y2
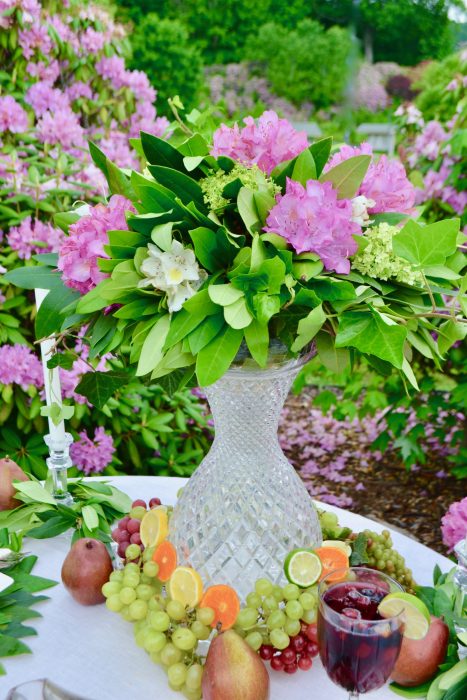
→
(200, 584, 240, 631)
(314, 546, 349, 582)
(153, 541, 177, 582)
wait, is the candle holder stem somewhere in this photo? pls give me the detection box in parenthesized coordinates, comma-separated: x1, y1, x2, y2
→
(44, 433, 74, 505)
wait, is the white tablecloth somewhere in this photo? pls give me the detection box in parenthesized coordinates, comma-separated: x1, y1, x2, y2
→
(2, 476, 453, 700)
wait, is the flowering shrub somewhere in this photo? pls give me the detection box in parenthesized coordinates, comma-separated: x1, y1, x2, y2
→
(441, 497, 467, 552)
(0, 0, 212, 477)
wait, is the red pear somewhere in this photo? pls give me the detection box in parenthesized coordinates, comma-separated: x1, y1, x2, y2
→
(61, 538, 113, 605)
(391, 615, 449, 686)
(202, 629, 270, 700)
(0, 457, 28, 510)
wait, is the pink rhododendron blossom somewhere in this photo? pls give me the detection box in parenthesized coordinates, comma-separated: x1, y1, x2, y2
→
(211, 110, 308, 175)
(19, 22, 53, 59)
(129, 102, 170, 138)
(360, 156, 416, 214)
(324, 142, 373, 172)
(0, 96, 28, 133)
(0, 343, 43, 389)
(95, 55, 126, 85)
(7, 216, 64, 259)
(26, 59, 60, 82)
(124, 70, 156, 102)
(70, 426, 115, 474)
(58, 195, 135, 293)
(441, 497, 467, 552)
(25, 81, 69, 116)
(80, 26, 106, 53)
(99, 129, 138, 168)
(36, 107, 85, 151)
(66, 81, 93, 102)
(265, 178, 360, 273)
(413, 120, 447, 161)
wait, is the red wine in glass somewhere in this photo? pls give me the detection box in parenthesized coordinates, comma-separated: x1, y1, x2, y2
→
(318, 567, 404, 699)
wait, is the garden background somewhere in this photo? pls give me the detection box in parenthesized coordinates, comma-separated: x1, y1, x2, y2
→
(0, 0, 465, 553)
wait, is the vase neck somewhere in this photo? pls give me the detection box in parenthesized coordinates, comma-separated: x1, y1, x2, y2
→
(203, 363, 299, 451)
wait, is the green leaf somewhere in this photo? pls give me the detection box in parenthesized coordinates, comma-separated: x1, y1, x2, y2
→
(35, 285, 80, 338)
(315, 332, 350, 373)
(291, 304, 326, 352)
(335, 310, 407, 368)
(4, 266, 62, 290)
(182, 288, 219, 316)
(224, 297, 253, 329)
(53, 211, 79, 233)
(196, 325, 243, 385)
(438, 319, 467, 356)
(253, 293, 280, 324)
(244, 320, 269, 368)
(208, 284, 244, 306)
(150, 222, 173, 251)
(187, 314, 224, 354)
(309, 137, 333, 176)
(75, 371, 130, 409)
(349, 532, 369, 566)
(106, 159, 136, 200)
(389, 681, 433, 697)
(319, 155, 371, 199)
(148, 165, 205, 208)
(26, 515, 71, 539)
(136, 315, 171, 376)
(253, 190, 276, 224)
(13, 482, 56, 505)
(237, 187, 260, 233)
(89, 141, 108, 178)
(81, 505, 99, 531)
(291, 148, 317, 185)
(393, 218, 460, 268)
(140, 132, 185, 171)
(188, 226, 236, 272)
(76, 281, 112, 314)
(164, 309, 204, 349)
(46, 353, 74, 370)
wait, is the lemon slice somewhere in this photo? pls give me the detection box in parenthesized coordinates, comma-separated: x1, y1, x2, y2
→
(140, 507, 168, 548)
(322, 540, 352, 557)
(377, 592, 430, 640)
(168, 566, 204, 608)
(284, 549, 322, 587)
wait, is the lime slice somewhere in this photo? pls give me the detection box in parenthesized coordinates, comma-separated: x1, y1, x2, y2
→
(284, 549, 322, 587)
(378, 592, 430, 640)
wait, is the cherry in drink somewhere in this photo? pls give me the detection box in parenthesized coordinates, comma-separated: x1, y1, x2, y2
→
(318, 568, 404, 698)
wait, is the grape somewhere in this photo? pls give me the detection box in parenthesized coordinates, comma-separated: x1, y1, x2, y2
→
(120, 587, 137, 605)
(109, 570, 124, 583)
(301, 608, 317, 624)
(285, 600, 303, 620)
(263, 595, 279, 612)
(125, 543, 141, 561)
(270, 629, 290, 650)
(284, 618, 301, 636)
(304, 623, 318, 644)
(197, 607, 215, 626)
(148, 596, 165, 612)
(272, 585, 284, 602)
(291, 634, 306, 653)
(281, 648, 296, 665)
(118, 541, 131, 558)
(245, 631, 263, 651)
(111, 528, 124, 543)
(122, 573, 140, 589)
(160, 643, 183, 666)
(283, 583, 300, 601)
(267, 610, 286, 630)
(149, 611, 170, 632)
(185, 664, 203, 690)
(149, 497, 162, 508)
(284, 663, 298, 674)
(182, 686, 202, 700)
(136, 584, 154, 601)
(143, 546, 156, 563)
(298, 656, 313, 671)
(124, 562, 140, 575)
(144, 630, 167, 654)
(119, 516, 130, 529)
(120, 606, 133, 622)
(150, 650, 162, 665)
(306, 642, 319, 657)
(130, 506, 147, 520)
(129, 599, 148, 620)
(299, 593, 316, 611)
(259, 644, 274, 660)
(191, 621, 210, 640)
(127, 518, 141, 535)
(106, 594, 123, 612)
(167, 599, 186, 621)
(143, 561, 159, 578)
(168, 662, 188, 687)
(135, 629, 147, 648)
(132, 499, 147, 508)
(271, 656, 284, 671)
(172, 627, 197, 651)
(246, 592, 262, 609)
(363, 529, 416, 592)
(236, 607, 258, 629)
(255, 578, 273, 596)
(102, 581, 121, 598)
(130, 532, 142, 545)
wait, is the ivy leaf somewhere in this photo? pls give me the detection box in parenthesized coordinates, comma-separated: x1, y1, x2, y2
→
(316, 331, 350, 373)
(393, 218, 459, 268)
(335, 310, 407, 368)
(40, 403, 75, 426)
(291, 304, 326, 352)
(319, 155, 371, 199)
(438, 319, 467, 356)
(349, 533, 369, 566)
(75, 370, 130, 408)
(46, 353, 75, 370)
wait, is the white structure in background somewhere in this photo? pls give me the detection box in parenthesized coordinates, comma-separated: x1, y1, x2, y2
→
(291, 121, 322, 141)
(356, 123, 396, 155)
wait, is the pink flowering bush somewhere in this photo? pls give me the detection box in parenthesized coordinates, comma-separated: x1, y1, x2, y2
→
(211, 110, 308, 175)
(441, 497, 467, 552)
(70, 426, 116, 475)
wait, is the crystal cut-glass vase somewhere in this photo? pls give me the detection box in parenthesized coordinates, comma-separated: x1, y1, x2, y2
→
(170, 344, 322, 600)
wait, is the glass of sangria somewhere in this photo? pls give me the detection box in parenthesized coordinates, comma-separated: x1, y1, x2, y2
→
(318, 567, 404, 699)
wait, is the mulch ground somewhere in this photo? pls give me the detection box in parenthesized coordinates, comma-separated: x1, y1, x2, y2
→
(280, 388, 464, 556)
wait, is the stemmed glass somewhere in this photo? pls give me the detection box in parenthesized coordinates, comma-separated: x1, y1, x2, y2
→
(318, 567, 404, 699)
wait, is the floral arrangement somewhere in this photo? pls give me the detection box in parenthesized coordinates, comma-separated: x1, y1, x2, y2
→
(8, 108, 466, 404)
(441, 497, 467, 552)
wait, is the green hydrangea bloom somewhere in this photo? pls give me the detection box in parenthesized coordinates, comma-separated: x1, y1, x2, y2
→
(352, 223, 423, 286)
(200, 163, 281, 211)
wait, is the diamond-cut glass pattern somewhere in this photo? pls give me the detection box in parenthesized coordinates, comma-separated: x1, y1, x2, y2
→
(170, 354, 322, 600)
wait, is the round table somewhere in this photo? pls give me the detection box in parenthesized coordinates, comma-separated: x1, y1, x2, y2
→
(2, 476, 452, 700)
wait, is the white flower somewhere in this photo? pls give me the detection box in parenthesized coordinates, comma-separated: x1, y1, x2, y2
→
(351, 195, 376, 227)
(138, 239, 207, 312)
